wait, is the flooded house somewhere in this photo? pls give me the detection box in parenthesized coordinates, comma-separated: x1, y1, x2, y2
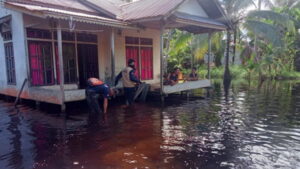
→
(0, 0, 230, 110)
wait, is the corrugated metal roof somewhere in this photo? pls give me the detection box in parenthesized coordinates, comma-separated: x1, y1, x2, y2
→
(7, 0, 98, 15)
(173, 12, 226, 29)
(5, 0, 231, 32)
(120, 0, 185, 21)
(5, 2, 136, 29)
(82, 0, 123, 18)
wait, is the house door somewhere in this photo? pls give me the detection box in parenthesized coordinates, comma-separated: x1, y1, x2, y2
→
(78, 44, 99, 88)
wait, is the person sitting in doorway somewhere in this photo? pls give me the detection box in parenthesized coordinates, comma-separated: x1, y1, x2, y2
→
(86, 78, 115, 117)
(187, 67, 199, 81)
(164, 67, 180, 86)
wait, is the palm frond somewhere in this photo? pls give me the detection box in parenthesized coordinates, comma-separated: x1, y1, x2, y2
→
(244, 20, 284, 47)
(172, 32, 192, 53)
(262, 0, 274, 8)
(233, 0, 256, 12)
(247, 10, 295, 32)
(290, 0, 300, 9)
(194, 44, 208, 61)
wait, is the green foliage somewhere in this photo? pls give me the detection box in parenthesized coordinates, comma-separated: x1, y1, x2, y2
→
(165, 1, 300, 80)
(244, 20, 284, 47)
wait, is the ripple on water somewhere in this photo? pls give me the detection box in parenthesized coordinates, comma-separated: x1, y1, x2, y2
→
(1, 81, 300, 169)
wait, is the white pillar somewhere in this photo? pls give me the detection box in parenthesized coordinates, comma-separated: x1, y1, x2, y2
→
(110, 28, 115, 84)
(57, 22, 65, 112)
(160, 27, 164, 97)
(207, 33, 212, 80)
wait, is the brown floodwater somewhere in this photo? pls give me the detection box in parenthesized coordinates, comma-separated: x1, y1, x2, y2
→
(1, 80, 300, 169)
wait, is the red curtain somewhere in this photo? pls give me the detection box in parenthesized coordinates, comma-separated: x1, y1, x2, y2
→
(29, 42, 44, 85)
(126, 46, 139, 78)
(141, 47, 153, 80)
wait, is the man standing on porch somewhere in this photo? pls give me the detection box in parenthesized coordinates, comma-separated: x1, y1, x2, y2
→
(115, 59, 141, 106)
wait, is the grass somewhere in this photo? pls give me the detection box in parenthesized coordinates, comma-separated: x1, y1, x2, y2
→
(196, 65, 300, 80)
(198, 65, 248, 79)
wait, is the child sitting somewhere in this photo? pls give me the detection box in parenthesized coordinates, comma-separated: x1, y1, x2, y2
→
(164, 68, 180, 86)
(187, 67, 199, 81)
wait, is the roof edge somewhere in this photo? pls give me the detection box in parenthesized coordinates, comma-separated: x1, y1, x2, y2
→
(211, 0, 233, 30)
(78, 0, 117, 19)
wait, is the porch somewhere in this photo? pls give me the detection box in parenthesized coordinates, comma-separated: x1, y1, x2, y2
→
(27, 85, 85, 105)
(27, 79, 211, 105)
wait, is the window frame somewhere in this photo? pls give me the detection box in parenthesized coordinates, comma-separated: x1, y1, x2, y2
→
(28, 41, 55, 86)
(2, 30, 16, 85)
(26, 28, 98, 86)
(125, 36, 154, 80)
(4, 42, 16, 85)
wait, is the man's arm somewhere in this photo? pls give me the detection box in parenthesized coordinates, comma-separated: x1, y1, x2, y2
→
(129, 70, 141, 83)
(103, 98, 108, 114)
(115, 71, 122, 86)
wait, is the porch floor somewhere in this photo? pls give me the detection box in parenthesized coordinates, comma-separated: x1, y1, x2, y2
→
(28, 87, 85, 105)
(25, 80, 211, 105)
(151, 79, 211, 94)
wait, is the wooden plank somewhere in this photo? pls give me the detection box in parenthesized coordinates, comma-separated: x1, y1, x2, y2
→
(14, 78, 28, 107)
(163, 80, 211, 94)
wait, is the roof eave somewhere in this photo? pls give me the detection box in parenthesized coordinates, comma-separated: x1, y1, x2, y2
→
(174, 18, 226, 31)
(78, 0, 117, 19)
(211, 0, 233, 30)
(5, 2, 47, 19)
(4, 2, 139, 30)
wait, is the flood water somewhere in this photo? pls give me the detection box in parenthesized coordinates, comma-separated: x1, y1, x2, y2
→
(1, 80, 300, 169)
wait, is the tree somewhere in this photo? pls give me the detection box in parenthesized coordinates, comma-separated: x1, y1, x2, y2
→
(244, 7, 299, 77)
(168, 30, 223, 71)
(220, 0, 256, 65)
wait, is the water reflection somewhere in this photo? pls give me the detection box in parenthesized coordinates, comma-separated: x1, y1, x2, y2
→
(0, 80, 300, 169)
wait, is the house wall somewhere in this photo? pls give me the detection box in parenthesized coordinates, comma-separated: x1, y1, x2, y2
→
(114, 28, 161, 84)
(0, 6, 28, 97)
(177, 0, 208, 17)
(0, 8, 161, 104)
(23, 14, 113, 85)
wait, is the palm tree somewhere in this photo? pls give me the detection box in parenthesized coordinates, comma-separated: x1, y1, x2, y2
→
(244, 3, 300, 75)
(272, 0, 300, 8)
(168, 30, 223, 71)
(219, 0, 257, 82)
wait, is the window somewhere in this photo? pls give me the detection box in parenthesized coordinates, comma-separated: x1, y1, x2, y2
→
(26, 28, 98, 86)
(77, 33, 97, 43)
(4, 42, 16, 85)
(2, 31, 12, 41)
(55, 43, 77, 84)
(28, 41, 54, 86)
(27, 28, 52, 39)
(125, 36, 153, 80)
(2, 30, 16, 85)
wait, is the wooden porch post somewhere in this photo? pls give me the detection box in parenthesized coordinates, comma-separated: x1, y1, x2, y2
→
(160, 26, 164, 101)
(110, 28, 115, 84)
(57, 22, 66, 112)
(207, 33, 212, 80)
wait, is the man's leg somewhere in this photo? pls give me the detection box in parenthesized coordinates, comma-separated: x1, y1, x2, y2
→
(124, 87, 135, 105)
(86, 90, 101, 115)
(128, 87, 135, 105)
(124, 87, 130, 105)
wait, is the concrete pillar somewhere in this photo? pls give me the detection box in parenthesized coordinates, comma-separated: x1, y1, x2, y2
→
(57, 22, 66, 113)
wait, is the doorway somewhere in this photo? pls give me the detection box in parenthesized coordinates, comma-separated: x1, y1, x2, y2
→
(77, 44, 99, 88)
